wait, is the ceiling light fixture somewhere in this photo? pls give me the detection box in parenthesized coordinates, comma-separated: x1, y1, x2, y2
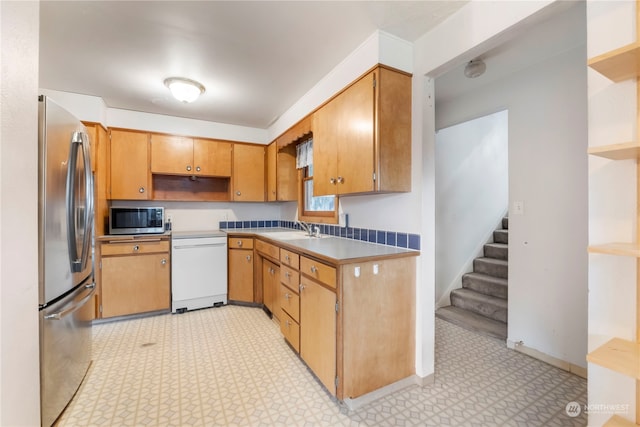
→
(464, 59, 486, 78)
(164, 77, 206, 103)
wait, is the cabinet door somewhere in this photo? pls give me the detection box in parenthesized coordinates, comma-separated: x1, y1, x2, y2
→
(266, 142, 277, 201)
(110, 129, 150, 200)
(300, 276, 336, 395)
(337, 72, 375, 194)
(262, 258, 280, 318)
(194, 138, 232, 177)
(232, 144, 265, 201)
(313, 97, 339, 196)
(101, 252, 170, 317)
(150, 134, 193, 175)
(228, 249, 254, 302)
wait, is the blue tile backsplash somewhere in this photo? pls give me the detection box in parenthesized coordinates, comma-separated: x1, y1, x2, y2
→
(219, 220, 420, 250)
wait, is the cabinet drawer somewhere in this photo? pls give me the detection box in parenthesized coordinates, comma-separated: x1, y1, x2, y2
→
(101, 240, 169, 256)
(280, 283, 300, 321)
(280, 266, 300, 292)
(280, 310, 300, 353)
(300, 256, 336, 289)
(280, 248, 300, 269)
(256, 239, 279, 260)
(229, 237, 253, 249)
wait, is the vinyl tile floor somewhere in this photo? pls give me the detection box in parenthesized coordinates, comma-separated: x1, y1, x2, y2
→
(57, 305, 587, 426)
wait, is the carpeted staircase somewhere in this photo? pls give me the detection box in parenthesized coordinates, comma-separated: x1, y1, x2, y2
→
(436, 217, 508, 340)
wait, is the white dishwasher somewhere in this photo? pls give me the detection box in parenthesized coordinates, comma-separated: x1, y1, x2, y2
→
(171, 230, 227, 313)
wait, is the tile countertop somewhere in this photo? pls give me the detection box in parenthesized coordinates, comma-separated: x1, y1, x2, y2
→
(225, 228, 419, 265)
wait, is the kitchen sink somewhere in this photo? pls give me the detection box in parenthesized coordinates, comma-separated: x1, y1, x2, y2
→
(259, 231, 330, 241)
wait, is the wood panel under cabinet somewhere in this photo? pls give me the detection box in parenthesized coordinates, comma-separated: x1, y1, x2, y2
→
(340, 257, 416, 398)
(109, 129, 151, 200)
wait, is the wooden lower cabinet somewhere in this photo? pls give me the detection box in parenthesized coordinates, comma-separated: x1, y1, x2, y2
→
(228, 247, 254, 302)
(262, 259, 280, 320)
(229, 237, 417, 401)
(300, 275, 337, 395)
(100, 239, 170, 318)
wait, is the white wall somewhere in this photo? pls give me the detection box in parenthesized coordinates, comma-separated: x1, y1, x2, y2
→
(413, 0, 588, 380)
(435, 110, 508, 307)
(435, 39, 588, 369)
(0, 1, 41, 425)
(39, 89, 268, 144)
(587, 0, 637, 425)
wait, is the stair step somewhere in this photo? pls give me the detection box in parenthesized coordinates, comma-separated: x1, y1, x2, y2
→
(462, 272, 508, 299)
(502, 217, 508, 230)
(493, 229, 509, 244)
(473, 257, 508, 279)
(484, 243, 508, 261)
(436, 306, 507, 340)
(450, 288, 508, 323)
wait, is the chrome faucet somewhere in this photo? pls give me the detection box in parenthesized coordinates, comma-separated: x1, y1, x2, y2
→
(297, 221, 313, 236)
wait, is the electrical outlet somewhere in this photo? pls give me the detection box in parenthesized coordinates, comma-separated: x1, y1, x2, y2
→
(166, 214, 173, 222)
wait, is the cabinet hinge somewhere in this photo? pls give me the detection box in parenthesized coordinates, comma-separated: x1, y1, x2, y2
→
(335, 301, 339, 313)
(99, 304, 103, 314)
(99, 260, 102, 269)
(373, 77, 377, 88)
(335, 376, 339, 388)
(372, 172, 376, 182)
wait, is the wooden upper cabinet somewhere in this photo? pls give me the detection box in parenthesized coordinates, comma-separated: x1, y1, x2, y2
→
(109, 129, 150, 200)
(151, 134, 232, 177)
(151, 134, 193, 175)
(193, 138, 232, 177)
(232, 143, 265, 201)
(313, 66, 411, 196)
(266, 142, 277, 201)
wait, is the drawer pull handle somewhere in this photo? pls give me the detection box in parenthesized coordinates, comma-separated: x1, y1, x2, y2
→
(196, 166, 201, 172)
(161, 258, 167, 265)
(237, 240, 243, 247)
(285, 271, 291, 278)
(138, 187, 145, 193)
(186, 165, 192, 171)
(285, 255, 290, 261)
(284, 293, 290, 300)
(133, 245, 139, 252)
(246, 255, 251, 261)
(310, 265, 317, 273)
(299, 284, 305, 292)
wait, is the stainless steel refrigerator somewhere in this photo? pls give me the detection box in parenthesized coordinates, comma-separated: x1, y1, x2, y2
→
(38, 96, 95, 427)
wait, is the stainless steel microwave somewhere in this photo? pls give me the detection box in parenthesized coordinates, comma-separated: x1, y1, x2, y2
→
(109, 207, 165, 235)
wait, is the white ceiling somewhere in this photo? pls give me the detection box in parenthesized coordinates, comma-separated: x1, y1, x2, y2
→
(39, 1, 469, 129)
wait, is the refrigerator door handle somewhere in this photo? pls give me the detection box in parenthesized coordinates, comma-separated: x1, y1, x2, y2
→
(78, 131, 94, 272)
(65, 131, 94, 273)
(44, 283, 95, 321)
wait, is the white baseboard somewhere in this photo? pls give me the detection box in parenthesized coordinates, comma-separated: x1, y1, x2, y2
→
(507, 339, 587, 379)
(341, 374, 433, 410)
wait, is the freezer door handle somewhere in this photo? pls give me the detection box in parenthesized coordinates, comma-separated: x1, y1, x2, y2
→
(44, 283, 96, 321)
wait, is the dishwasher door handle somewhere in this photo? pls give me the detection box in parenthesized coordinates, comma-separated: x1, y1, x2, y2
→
(173, 243, 227, 250)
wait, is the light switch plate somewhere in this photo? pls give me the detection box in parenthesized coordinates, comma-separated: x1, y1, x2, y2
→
(512, 201, 524, 215)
